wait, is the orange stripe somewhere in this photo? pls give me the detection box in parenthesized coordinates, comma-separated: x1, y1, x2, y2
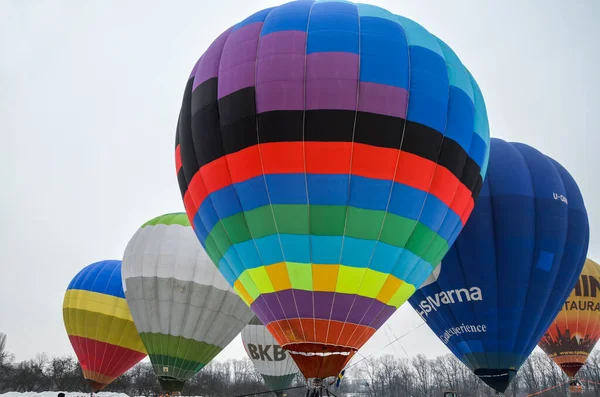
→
(181, 142, 472, 223)
(266, 318, 376, 350)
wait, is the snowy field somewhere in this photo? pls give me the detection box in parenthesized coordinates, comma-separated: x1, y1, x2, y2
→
(1, 393, 130, 397)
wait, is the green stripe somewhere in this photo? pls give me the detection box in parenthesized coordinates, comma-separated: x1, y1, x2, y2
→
(141, 212, 190, 228)
(205, 204, 449, 266)
(140, 332, 222, 380)
(262, 373, 297, 392)
(149, 355, 205, 381)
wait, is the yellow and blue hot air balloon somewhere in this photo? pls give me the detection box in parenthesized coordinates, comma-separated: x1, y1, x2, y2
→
(63, 260, 147, 392)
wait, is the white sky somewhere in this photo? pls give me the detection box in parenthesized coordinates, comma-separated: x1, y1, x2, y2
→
(1, 0, 599, 366)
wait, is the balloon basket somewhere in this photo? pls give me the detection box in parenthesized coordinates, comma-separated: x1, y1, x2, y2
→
(568, 378, 583, 394)
(305, 378, 332, 397)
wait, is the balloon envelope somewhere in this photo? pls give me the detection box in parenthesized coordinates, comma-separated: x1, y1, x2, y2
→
(121, 213, 254, 392)
(242, 316, 300, 395)
(409, 138, 589, 393)
(175, 1, 490, 378)
(63, 260, 146, 392)
(539, 258, 600, 378)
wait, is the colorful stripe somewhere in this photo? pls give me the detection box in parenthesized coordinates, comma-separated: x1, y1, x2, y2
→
(69, 336, 146, 379)
(63, 289, 134, 322)
(140, 333, 221, 380)
(175, 0, 490, 379)
(67, 259, 125, 298)
(63, 308, 145, 353)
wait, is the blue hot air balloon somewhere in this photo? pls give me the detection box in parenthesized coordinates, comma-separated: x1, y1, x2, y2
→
(408, 138, 589, 393)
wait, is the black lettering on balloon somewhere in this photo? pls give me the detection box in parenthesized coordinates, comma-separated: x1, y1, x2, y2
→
(258, 344, 272, 361)
(590, 276, 600, 298)
(274, 345, 286, 361)
(247, 344, 259, 360)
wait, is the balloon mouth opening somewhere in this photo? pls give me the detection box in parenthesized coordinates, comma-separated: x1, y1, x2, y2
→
(474, 368, 516, 393)
(283, 343, 355, 379)
(158, 376, 186, 393)
(88, 380, 107, 393)
(561, 362, 584, 378)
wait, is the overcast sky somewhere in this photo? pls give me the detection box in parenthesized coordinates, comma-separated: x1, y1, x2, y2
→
(1, 0, 599, 366)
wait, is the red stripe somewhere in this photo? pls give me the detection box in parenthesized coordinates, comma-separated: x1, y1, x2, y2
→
(266, 318, 375, 349)
(181, 142, 473, 224)
(69, 336, 145, 379)
(175, 144, 182, 174)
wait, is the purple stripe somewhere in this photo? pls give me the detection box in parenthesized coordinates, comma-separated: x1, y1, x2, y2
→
(189, 57, 201, 80)
(358, 82, 408, 118)
(250, 290, 396, 327)
(217, 23, 262, 99)
(256, 31, 307, 113)
(192, 27, 233, 90)
(306, 52, 359, 111)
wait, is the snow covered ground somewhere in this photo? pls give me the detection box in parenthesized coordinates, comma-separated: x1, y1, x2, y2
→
(1, 393, 130, 397)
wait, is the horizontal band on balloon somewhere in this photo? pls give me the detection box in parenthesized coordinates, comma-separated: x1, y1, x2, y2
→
(67, 261, 125, 298)
(547, 355, 588, 365)
(266, 318, 376, 351)
(149, 361, 207, 381)
(261, 374, 298, 392)
(63, 289, 134, 322)
(193, 9, 487, 146)
(141, 212, 189, 228)
(85, 378, 110, 393)
(186, 82, 488, 177)
(68, 335, 146, 378)
(125, 258, 232, 292)
(202, 15, 463, 97)
(63, 308, 146, 354)
(236, 262, 417, 303)
(231, 264, 418, 309)
(124, 276, 250, 344)
(200, 214, 448, 279)
(193, 175, 465, 244)
(81, 370, 113, 389)
(138, 331, 224, 362)
(184, 142, 473, 223)
(148, 361, 203, 383)
(231, 2, 444, 62)
(246, 289, 401, 328)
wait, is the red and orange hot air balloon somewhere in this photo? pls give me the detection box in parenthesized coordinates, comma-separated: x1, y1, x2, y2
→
(174, 1, 490, 380)
(539, 258, 600, 379)
(63, 260, 146, 391)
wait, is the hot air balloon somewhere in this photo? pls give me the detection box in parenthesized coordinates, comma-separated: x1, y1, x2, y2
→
(242, 316, 300, 396)
(409, 138, 590, 394)
(121, 213, 254, 393)
(63, 260, 147, 392)
(539, 258, 600, 379)
(175, 1, 490, 380)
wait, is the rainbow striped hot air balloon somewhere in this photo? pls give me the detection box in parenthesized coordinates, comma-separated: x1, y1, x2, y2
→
(175, 0, 490, 379)
(63, 260, 147, 392)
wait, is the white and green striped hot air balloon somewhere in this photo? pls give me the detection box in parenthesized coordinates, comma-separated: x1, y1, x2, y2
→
(121, 213, 254, 393)
(242, 316, 300, 396)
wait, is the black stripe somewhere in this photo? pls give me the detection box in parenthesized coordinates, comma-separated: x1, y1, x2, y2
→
(182, 79, 484, 196)
(177, 78, 199, 186)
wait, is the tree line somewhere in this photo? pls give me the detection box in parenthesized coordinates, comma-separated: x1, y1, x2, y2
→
(2, 332, 600, 397)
